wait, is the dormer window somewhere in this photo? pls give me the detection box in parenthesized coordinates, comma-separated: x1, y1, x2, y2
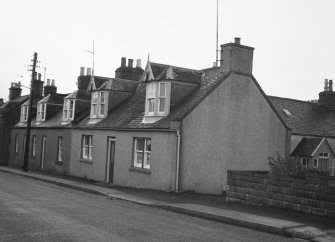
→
(145, 82, 170, 117)
(36, 103, 46, 122)
(90, 91, 108, 119)
(20, 106, 29, 122)
(63, 99, 75, 121)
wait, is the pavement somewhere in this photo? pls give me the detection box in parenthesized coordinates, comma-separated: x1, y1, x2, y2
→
(0, 165, 334, 242)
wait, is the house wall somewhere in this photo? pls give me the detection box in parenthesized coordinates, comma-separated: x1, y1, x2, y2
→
(180, 73, 288, 194)
(70, 129, 177, 191)
(9, 127, 71, 175)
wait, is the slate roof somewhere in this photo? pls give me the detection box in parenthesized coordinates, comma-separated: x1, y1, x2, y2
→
(39, 93, 68, 105)
(291, 137, 322, 157)
(269, 96, 335, 137)
(149, 62, 203, 84)
(0, 95, 29, 110)
(86, 67, 230, 129)
(98, 78, 138, 93)
(65, 90, 91, 100)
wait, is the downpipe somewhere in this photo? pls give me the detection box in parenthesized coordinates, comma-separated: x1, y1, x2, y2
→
(175, 131, 181, 193)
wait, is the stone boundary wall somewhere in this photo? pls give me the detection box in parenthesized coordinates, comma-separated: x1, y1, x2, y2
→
(226, 170, 335, 217)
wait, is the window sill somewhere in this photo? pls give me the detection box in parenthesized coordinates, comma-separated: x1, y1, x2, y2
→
(55, 160, 63, 166)
(79, 159, 93, 164)
(129, 167, 151, 174)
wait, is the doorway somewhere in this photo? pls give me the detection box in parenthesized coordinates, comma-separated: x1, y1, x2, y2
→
(106, 137, 115, 183)
(41, 136, 46, 169)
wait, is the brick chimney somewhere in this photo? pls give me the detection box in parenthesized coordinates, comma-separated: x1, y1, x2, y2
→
(115, 57, 144, 81)
(319, 79, 335, 110)
(44, 79, 57, 96)
(9, 82, 22, 100)
(219, 37, 254, 74)
(77, 67, 92, 90)
(32, 72, 44, 98)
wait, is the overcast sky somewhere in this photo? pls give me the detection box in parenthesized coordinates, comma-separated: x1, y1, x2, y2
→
(0, 0, 334, 102)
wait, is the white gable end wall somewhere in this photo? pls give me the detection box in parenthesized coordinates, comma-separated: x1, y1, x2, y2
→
(180, 73, 288, 194)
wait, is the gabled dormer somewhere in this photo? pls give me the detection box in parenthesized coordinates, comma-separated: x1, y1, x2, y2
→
(20, 104, 29, 123)
(35, 92, 66, 124)
(61, 90, 91, 125)
(36, 102, 46, 122)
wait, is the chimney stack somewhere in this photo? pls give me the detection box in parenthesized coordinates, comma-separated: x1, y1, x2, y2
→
(234, 37, 241, 45)
(80, 67, 85, 76)
(128, 59, 133, 68)
(0, 98, 3, 106)
(219, 37, 254, 74)
(44, 79, 57, 96)
(121, 57, 126, 67)
(319, 78, 335, 110)
(8, 82, 22, 101)
(136, 59, 142, 68)
(324, 79, 329, 91)
(86, 67, 92, 76)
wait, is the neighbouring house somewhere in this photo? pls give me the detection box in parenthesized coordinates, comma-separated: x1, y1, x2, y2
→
(8, 38, 290, 195)
(0, 82, 29, 165)
(269, 79, 335, 175)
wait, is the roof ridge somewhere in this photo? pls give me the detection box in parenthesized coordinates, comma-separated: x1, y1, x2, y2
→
(150, 62, 202, 73)
(267, 95, 312, 104)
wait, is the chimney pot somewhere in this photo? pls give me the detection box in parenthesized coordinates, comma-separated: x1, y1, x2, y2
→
(136, 59, 142, 68)
(86, 67, 92, 76)
(324, 79, 329, 91)
(46, 79, 50, 86)
(128, 59, 134, 68)
(213, 62, 217, 67)
(234, 37, 241, 45)
(121, 57, 126, 67)
(51, 79, 55, 86)
(329, 80, 333, 92)
(34, 72, 38, 80)
(38, 73, 42, 81)
(80, 67, 85, 76)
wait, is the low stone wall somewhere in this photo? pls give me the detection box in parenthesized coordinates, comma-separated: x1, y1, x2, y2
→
(226, 170, 335, 217)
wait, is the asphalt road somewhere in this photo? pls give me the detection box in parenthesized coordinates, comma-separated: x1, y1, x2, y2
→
(0, 172, 303, 242)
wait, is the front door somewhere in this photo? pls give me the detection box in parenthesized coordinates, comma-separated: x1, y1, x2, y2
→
(106, 137, 115, 183)
(41, 136, 46, 169)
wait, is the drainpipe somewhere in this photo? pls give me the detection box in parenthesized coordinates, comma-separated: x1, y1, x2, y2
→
(175, 131, 181, 193)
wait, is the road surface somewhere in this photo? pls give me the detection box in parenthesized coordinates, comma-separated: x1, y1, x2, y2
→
(0, 172, 303, 242)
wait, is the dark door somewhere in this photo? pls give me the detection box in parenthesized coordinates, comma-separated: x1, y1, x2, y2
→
(106, 137, 115, 183)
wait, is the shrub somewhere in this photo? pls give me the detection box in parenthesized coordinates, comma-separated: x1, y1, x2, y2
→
(268, 153, 306, 178)
(268, 153, 330, 178)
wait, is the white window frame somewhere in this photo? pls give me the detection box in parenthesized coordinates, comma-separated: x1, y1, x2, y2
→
(302, 158, 308, 168)
(81, 135, 93, 160)
(158, 82, 166, 113)
(21, 106, 28, 122)
(319, 152, 329, 158)
(133, 137, 151, 169)
(37, 103, 46, 122)
(57, 136, 63, 162)
(99, 92, 106, 116)
(146, 83, 156, 115)
(63, 99, 75, 121)
(91, 92, 98, 118)
(31, 135, 36, 158)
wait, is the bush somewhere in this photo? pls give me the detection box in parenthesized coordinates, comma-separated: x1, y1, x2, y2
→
(268, 153, 330, 178)
(268, 153, 306, 178)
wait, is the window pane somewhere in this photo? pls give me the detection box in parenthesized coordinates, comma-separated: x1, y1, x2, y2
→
(147, 83, 155, 98)
(159, 98, 165, 112)
(100, 92, 105, 103)
(100, 104, 105, 115)
(136, 138, 144, 151)
(159, 83, 166, 97)
(92, 92, 98, 103)
(148, 99, 155, 113)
